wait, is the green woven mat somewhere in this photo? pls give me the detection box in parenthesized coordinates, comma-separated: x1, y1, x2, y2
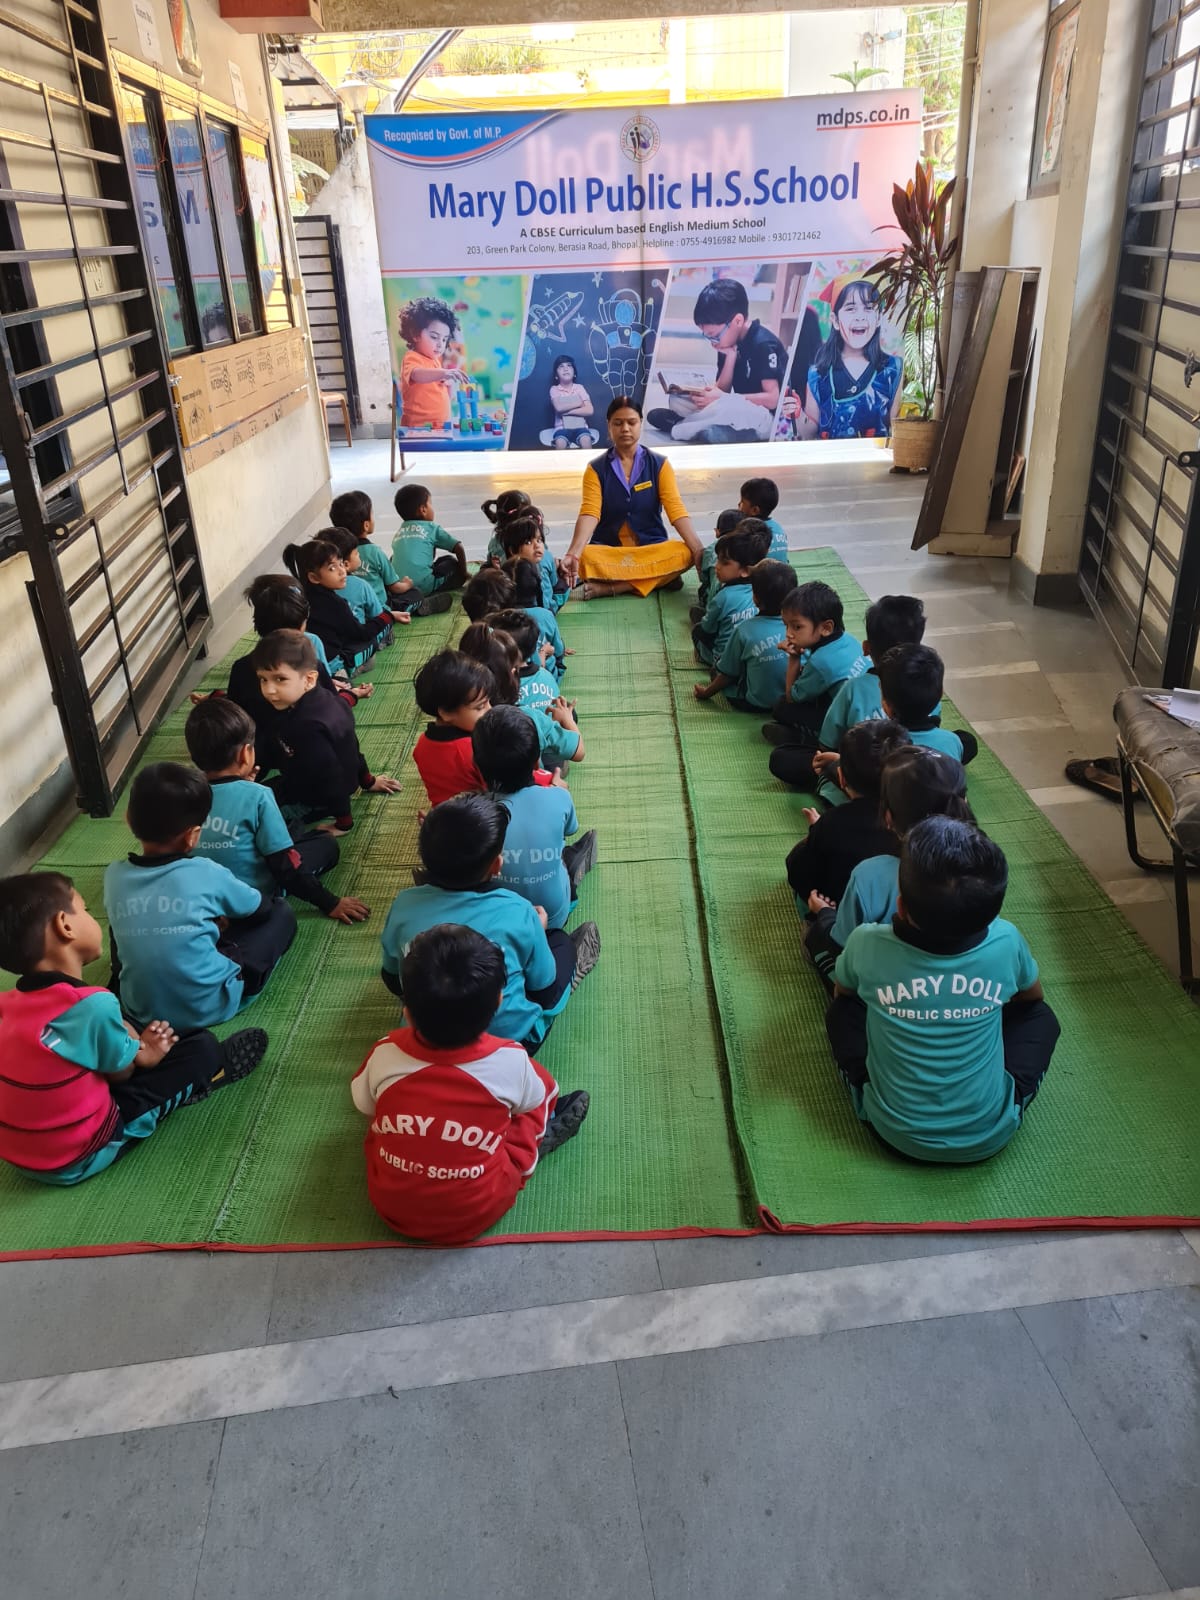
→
(4, 552, 1199, 1258)
(660, 555, 1200, 1229)
(0, 590, 748, 1254)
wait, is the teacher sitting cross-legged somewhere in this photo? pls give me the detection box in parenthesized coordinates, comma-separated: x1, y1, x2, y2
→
(561, 396, 703, 600)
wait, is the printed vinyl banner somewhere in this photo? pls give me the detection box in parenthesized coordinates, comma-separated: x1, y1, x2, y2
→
(364, 94, 922, 452)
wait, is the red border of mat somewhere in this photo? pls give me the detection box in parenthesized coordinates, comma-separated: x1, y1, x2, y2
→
(2, 1211, 1197, 1261)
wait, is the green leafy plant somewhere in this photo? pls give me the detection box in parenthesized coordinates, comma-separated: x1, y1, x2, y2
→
(871, 159, 959, 422)
(830, 60, 889, 91)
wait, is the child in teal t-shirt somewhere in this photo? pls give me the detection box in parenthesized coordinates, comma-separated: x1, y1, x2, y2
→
(695, 560, 796, 711)
(806, 744, 970, 987)
(488, 609, 562, 715)
(502, 560, 567, 679)
(185, 698, 369, 925)
(380, 794, 600, 1049)
(460, 622, 584, 774)
(764, 580, 867, 747)
(392, 482, 467, 598)
(692, 507, 743, 621)
(738, 476, 788, 562)
(329, 489, 415, 614)
(104, 763, 297, 1032)
(0, 871, 269, 1187)
(828, 816, 1059, 1163)
(692, 521, 771, 668)
(473, 706, 597, 930)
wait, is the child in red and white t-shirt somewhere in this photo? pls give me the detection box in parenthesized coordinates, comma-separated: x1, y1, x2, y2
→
(352, 923, 590, 1244)
(411, 651, 492, 808)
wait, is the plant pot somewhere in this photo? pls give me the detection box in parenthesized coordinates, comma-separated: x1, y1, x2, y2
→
(890, 417, 939, 473)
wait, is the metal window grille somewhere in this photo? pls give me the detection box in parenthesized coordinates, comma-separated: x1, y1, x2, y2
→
(0, 0, 210, 815)
(1082, 0, 1200, 687)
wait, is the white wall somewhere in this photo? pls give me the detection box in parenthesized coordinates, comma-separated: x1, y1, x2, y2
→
(786, 7, 907, 99)
(959, 0, 1145, 588)
(103, 0, 273, 124)
(307, 134, 393, 433)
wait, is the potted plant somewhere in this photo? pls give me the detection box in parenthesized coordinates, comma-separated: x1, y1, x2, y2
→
(871, 160, 959, 471)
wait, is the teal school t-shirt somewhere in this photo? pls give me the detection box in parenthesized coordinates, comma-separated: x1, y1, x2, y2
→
(380, 882, 564, 1045)
(718, 615, 788, 707)
(764, 517, 788, 561)
(521, 703, 579, 764)
(792, 632, 868, 702)
(524, 605, 565, 678)
(910, 725, 964, 760)
(820, 672, 885, 749)
(831, 855, 899, 948)
(342, 572, 379, 627)
(834, 919, 1038, 1161)
(497, 784, 579, 930)
(539, 549, 565, 613)
(193, 777, 294, 896)
(518, 664, 561, 715)
(355, 542, 402, 611)
(390, 519, 457, 593)
(698, 581, 756, 665)
(103, 855, 262, 1030)
(307, 630, 334, 676)
(698, 543, 718, 609)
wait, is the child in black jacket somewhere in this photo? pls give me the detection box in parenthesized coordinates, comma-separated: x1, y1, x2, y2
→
(252, 631, 400, 833)
(785, 719, 910, 907)
(283, 538, 408, 676)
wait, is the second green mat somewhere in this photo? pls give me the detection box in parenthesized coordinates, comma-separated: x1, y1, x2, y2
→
(664, 552, 1200, 1231)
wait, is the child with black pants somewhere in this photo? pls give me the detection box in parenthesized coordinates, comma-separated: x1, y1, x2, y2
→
(762, 580, 867, 746)
(805, 743, 971, 987)
(0, 872, 268, 1185)
(827, 816, 1060, 1163)
(353, 925, 590, 1245)
(786, 719, 910, 907)
(104, 764, 297, 1031)
(253, 630, 401, 833)
(379, 794, 600, 1052)
(185, 698, 370, 924)
(283, 537, 408, 676)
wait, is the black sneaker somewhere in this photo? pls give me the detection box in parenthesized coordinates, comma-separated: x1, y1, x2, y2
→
(413, 593, 454, 617)
(565, 829, 598, 893)
(189, 1028, 268, 1101)
(569, 921, 601, 989)
(646, 407, 679, 435)
(761, 722, 798, 746)
(540, 1089, 590, 1155)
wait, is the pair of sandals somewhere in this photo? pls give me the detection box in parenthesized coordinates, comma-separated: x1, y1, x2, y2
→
(1064, 755, 1143, 803)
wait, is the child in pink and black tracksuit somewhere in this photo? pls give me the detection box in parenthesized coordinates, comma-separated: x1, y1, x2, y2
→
(352, 923, 590, 1244)
(0, 871, 267, 1186)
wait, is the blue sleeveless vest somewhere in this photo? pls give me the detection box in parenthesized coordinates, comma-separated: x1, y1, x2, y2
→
(589, 447, 670, 547)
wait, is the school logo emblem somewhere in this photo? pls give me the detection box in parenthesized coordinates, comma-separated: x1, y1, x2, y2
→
(619, 115, 660, 163)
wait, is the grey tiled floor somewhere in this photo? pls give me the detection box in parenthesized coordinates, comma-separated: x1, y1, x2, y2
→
(4, 448, 1198, 1600)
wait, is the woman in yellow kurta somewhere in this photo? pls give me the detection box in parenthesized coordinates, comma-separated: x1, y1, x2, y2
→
(561, 397, 703, 599)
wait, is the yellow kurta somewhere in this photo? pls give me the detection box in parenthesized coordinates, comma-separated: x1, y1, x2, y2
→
(577, 457, 694, 596)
